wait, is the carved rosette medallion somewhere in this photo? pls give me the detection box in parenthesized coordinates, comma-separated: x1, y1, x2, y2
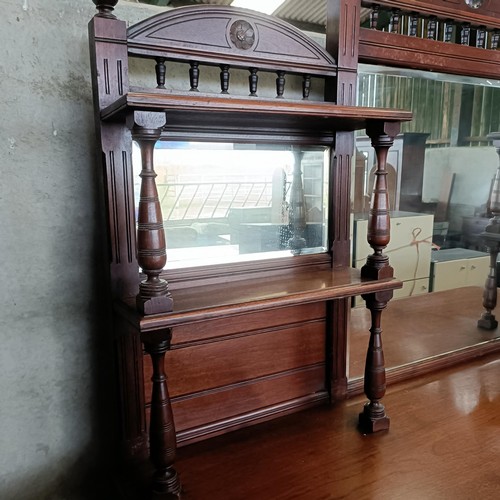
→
(464, 0, 484, 9)
(229, 20, 256, 50)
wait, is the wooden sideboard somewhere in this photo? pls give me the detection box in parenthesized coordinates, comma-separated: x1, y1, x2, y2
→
(88, 1, 411, 497)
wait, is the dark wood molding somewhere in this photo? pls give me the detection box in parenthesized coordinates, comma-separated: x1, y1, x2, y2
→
(363, 0, 500, 25)
(359, 27, 500, 79)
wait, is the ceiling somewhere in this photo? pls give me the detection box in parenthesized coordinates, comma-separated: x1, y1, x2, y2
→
(148, 0, 371, 33)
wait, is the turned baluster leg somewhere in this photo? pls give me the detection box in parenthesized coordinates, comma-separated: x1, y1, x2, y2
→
(128, 111, 173, 315)
(359, 121, 400, 433)
(478, 248, 499, 329)
(478, 132, 500, 329)
(144, 332, 181, 499)
(359, 293, 391, 432)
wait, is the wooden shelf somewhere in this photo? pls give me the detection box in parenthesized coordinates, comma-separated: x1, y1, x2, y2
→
(101, 89, 412, 133)
(116, 267, 403, 333)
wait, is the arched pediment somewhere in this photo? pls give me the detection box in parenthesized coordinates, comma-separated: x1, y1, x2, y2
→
(127, 5, 336, 76)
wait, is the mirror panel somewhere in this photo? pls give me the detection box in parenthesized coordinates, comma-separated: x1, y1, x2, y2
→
(134, 142, 330, 269)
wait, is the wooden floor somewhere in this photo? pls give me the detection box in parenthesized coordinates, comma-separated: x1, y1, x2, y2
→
(175, 350, 500, 499)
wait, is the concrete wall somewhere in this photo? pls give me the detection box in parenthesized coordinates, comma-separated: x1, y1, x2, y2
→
(0, 1, 159, 498)
(423, 146, 498, 232)
(423, 146, 498, 208)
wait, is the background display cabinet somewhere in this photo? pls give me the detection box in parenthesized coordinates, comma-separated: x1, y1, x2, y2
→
(430, 248, 489, 292)
(353, 212, 434, 301)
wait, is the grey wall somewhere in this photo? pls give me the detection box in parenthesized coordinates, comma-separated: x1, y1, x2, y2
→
(0, 1, 159, 498)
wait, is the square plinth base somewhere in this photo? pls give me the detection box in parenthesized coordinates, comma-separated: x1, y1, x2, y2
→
(358, 410, 390, 434)
(478, 316, 498, 330)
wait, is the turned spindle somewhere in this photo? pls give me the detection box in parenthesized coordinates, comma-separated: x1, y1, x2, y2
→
(92, 0, 118, 18)
(461, 23, 471, 45)
(144, 332, 180, 498)
(302, 74, 311, 100)
(220, 65, 230, 94)
(427, 16, 437, 40)
(491, 30, 500, 50)
(478, 131, 500, 330)
(189, 62, 200, 92)
(248, 67, 258, 97)
(476, 26, 487, 48)
(443, 19, 454, 42)
(129, 111, 173, 315)
(388, 9, 400, 34)
(369, 5, 379, 30)
(155, 58, 166, 89)
(276, 71, 286, 98)
(408, 12, 418, 37)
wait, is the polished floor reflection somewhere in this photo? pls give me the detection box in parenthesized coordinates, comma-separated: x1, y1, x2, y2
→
(175, 351, 500, 499)
(349, 286, 500, 380)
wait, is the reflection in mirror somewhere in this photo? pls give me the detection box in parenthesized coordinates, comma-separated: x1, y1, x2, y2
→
(133, 142, 330, 269)
(349, 65, 500, 382)
(356, 64, 500, 260)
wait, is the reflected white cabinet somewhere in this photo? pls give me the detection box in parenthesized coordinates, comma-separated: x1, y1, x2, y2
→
(353, 211, 434, 301)
(430, 248, 489, 292)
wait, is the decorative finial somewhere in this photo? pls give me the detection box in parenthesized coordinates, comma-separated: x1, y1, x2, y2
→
(93, 0, 119, 19)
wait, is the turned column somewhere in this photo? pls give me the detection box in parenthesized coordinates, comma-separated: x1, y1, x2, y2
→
(359, 121, 400, 434)
(143, 331, 180, 499)
(128, 111, 173, 315)
(478, 131, 500, 330)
